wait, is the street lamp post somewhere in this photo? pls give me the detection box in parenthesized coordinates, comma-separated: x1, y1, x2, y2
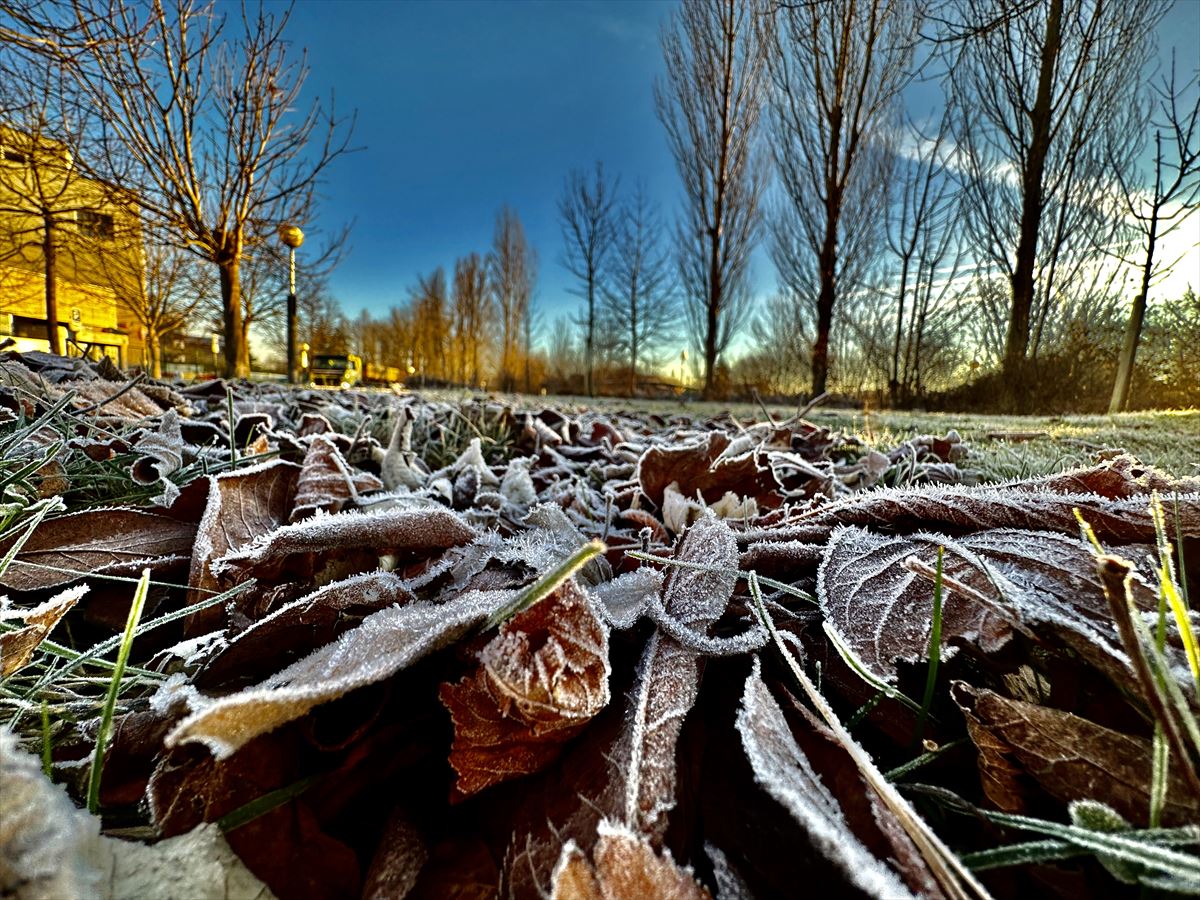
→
(278, 223, 305, 384)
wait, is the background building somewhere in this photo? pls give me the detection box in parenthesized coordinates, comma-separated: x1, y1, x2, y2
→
(0, 123, 145, 366)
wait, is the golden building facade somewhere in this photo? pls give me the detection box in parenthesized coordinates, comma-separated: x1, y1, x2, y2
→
(0, 124, 145, 366)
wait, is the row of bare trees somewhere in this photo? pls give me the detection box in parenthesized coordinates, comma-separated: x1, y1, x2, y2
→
(557, 165, 683, 396)
(653, 0, 1197, 409)
(352, 206, 539, 391)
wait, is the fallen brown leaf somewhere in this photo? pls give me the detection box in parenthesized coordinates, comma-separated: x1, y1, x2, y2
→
(441, 578, 610, 800)
(549, 819, 711, 900)
(953, 682, 1200, 827)
(0, 509, 195, 591)
(0, 585, 87, 675)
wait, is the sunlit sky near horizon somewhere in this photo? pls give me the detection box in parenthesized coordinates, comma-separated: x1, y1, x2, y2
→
(278, 0, 1200, 344)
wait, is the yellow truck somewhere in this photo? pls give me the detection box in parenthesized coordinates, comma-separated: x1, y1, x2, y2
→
(308, 353, 363, 388)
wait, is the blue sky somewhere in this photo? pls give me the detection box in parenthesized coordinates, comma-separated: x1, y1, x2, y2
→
(282, 0, 679, 327)
(278, 0, 1200, 334)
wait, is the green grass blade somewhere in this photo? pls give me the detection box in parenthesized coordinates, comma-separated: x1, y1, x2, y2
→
(86, 567, 151, 815)
(915, 545, 945, 747)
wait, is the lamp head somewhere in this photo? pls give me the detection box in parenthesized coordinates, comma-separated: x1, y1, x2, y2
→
(278, 223, 305, 249)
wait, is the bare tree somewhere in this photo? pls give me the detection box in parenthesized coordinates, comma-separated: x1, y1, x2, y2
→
(410, 267, 449, 381)
(944, 0, 1164, 404)
(558, 162, 618, 397)
(99, 224, 211, 377)
(603, 185, 680, 396)
(55, 0, 354, 377)
(656, 0, 767, 399)
(488, 205, 537, 392)
(451, 252, 491, 387)
(1108, 58, 1200, 413)
(766, 0, 922, 398)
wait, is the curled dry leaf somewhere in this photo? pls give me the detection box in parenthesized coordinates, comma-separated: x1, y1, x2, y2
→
(440, 578, 610, 800)
(130, 408, 185, 507)
(1015, 453, 1200, 499)
(549, 819, 711, 900)
(290, 435, 384, 522)
(953, 682, 1200, 827)
(607, 515, 738, 842)
(636, 432, 776, 509)
(166, 589, 514, 759)
(361, 811, 427, 900)
(0, 585, 87, 676)
(186, 459, 301, 633)
(0, 508, 195, 591)
(209, 507, 476, 586)
(736, 658, 919, 900)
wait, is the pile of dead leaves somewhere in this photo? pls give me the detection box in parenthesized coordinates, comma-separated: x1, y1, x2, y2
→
(1, 351, 1198, 899)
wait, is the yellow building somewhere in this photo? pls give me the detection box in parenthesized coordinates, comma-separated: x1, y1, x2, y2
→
(0, 124, 145, 366)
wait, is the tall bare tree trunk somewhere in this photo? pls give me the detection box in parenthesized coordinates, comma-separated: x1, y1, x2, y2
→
(1002, 0, 1061, 398)
(1109, 218, 1156, 414)
(147, 328, 163, 379)
(42, 216, 62, 355)
(218, 257, 248, 378)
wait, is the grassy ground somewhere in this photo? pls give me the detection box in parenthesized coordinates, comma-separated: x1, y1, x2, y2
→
(421, 390, 1199, 480)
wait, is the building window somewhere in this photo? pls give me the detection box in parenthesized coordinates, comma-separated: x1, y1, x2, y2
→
(1, 148, 27, 164)
(78, 210, 115, 240)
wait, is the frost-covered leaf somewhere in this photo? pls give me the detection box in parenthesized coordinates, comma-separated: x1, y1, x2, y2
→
(953, 682, 1200, 827)
(591, 567, 665, 630)
(818, 525, 1149, 685)
(0, 508, 195, 591)
(1017, 454, 1200, 499)
(637, 432, 775, 509)
(290, 436, 384, 521)
(0, 584, 87, 675)
(197, 571, 414, 688)
(186, 459, 300, 631)
(608, 515, 738, 842)
(362, 812, 427, 900)
(549, 819, 711, 900)
(209, 507, 476, 585)
(0, 726, 103, 899)
(129, 408, 185, 507)
(762, 484, 1200, 545)
(99, 823, 276, 900)
(441, 578, 610, 799)
(166, 588, 513, 758)
(736, 659, 918, 899)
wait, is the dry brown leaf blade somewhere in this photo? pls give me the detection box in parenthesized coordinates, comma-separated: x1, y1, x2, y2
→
(290, 435, 384, 521)
(185, 459, 301, 632)
(441, 578, 610, 800)
(0, 508, 196, 591)
(818, 525, 1148, 685)
(607, 514, 738, 843)
(736, 658, 920, 899)
(209, 507, 476, 585)
(197, 571, 415, 687)
(166, 588, 514, 759)
(549, 819, 712, 900)
(0, 585, 88, 675)
(771, 485, 1200, 545)
(953, 682, 1200, 827)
